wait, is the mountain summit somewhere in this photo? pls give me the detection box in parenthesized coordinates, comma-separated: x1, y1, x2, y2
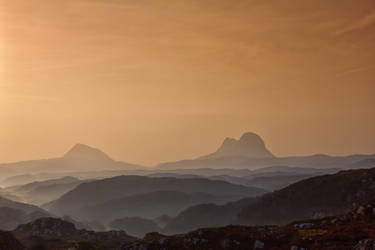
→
(202, 132, 274, 159)
(63, 143, 113, 162)
(0, 143, 143, 175)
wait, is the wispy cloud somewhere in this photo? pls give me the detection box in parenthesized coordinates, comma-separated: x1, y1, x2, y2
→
(335, 10, 375, 36)
(335, 65, 375, 78)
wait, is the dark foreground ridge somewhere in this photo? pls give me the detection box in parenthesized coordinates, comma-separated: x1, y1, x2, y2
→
(12, 217, 136, 249)
(0, 231, 24, 250)
(119, 200, 375, 250)
(1, 196, 375, 249)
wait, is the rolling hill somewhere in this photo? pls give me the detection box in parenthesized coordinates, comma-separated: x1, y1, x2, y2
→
(162, 167, 375, 234)
(0, 196, 50, 230)
(238, 167, 375, 225)
(46, 175, 266, 220)
(5, 176, 84, 205)
(84, 191, 230, 223)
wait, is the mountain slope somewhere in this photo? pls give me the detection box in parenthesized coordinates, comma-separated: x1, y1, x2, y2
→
(246, 174, 316, 191)
(84, 191, 231, 223)
(5, 176, 84, 205)
(7, 176, 79, 193)
(163, 198, 255, 234)
(0, 207, 49, 231)
(63, 143, 112, 161)
(238, 167, 375, 225)
(148, 168, 337, 191)
(47, 175, 266, 218)
(0, 196, 45, 214)
(163, 167, 375, 234)
(0, 175, 36, 187)
(0, 197, 50, 230)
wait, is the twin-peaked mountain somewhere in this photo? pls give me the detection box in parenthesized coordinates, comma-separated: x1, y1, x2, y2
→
(200, 132, 275, 159)
(158, 132, 375, 170)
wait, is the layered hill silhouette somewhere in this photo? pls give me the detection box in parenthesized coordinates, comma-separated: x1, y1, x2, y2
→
(119, 200, 375, 250)
(5, 176, 84, 205)
(238, 167, 375, 225)
(0, 207, 49, 231)
(46, 175, 266, 221)
(163, 198, 255, 234)
(158, 132, 375, 170)
(161, 167, 375, 234)
(84, 191, 230, 223)
(0, 197, 50, 230)
(0, 196, 45, 214)
(5, 200, 375, 249)
(0, 144, 142, 176)
(5, 200, 375, 250)
(148, 166, 339, 191)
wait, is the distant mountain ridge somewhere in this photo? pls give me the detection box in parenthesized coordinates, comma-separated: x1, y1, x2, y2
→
(158, 132, 375, 170)
(0, 144, 143, 175)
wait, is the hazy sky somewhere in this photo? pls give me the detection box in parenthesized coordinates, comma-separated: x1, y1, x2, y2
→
(1, 0, 375, 166)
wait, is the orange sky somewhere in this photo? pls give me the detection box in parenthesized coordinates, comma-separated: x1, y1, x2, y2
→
(1, 0, 375, 166)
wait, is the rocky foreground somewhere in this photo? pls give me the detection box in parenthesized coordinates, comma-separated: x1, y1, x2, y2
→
(12, 217, 136, 249)
(0, 201, 374, 249)
(119, 201, 375, 250)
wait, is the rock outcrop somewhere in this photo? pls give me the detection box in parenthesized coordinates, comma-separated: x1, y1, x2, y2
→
(13, 217, 136, 250)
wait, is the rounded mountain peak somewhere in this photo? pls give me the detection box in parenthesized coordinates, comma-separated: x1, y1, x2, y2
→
(239, 132, 265, 144)
(63, 143, 113, 162)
